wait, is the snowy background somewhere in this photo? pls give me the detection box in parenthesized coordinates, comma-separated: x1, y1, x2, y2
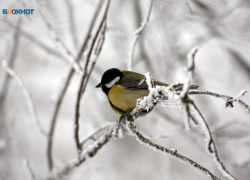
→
(0, 0, 250, 180)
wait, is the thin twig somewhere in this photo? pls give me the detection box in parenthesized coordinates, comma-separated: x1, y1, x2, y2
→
(80, 123, 114, 147)
(0, 18, 22, 118)
(46, 0, 104, 171)
(64, 0, 78, 48)
(2, 60, 48, 137)
(36, 1, 83, 72)
(184, 0, 194, 14)
(81, 21, 107, 95)
(124, 120, 220, 180)
(180, 46, 198, 99)
(179, 47, 237, 180)
(127, 66, 239, 180)
(47, 127, 115, 179)
(180, 46, 199, 130)
(74, 0, 111, 154)
(128, 0, 154, 70)
(47, 67, 74, 171)
(191, 102, 237, 180)
(188, 90, 250, 112)
(2, 19, 64, 60)
(24, 159, 36, 180)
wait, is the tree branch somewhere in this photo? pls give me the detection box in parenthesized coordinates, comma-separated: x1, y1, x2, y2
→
(191, 102, 237, 180)
(47, 126, 115, 179)
(124, 120, 221, 180)
(188, 90, 250, 112)
(0, 18, 22, 119)
(46, 0, 105, 171)
(128, 0, 154, 70)
(2, 60, 48, 137)
(2, 19, 65, 61)
(36, 0, 83, 72)
(74, 0, 111, 154)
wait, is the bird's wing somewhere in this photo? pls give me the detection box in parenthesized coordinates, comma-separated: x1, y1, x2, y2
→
(119, 70, 168, 89)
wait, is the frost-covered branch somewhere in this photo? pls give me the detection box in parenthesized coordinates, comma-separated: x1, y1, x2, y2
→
(2, 60, 48, 137)
(80, 123, 114, 147)
(127, 0, 154, 70)
(46, 0, 105, 171)
(74, 0, 111, 155)
(121, 51, 246, 179)
(190, 102, 237, 180)
(36, 0, 83, 72)
(180, 46, 199, 130)
(123, 120, 220, 180)
(47, 126, 116, 179)
(188, 90, 250, 112)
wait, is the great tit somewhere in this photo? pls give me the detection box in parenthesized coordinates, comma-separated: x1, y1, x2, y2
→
(96, 68, 198, 115)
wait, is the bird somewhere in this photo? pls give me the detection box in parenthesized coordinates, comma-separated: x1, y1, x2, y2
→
(96, 68, 198, 116)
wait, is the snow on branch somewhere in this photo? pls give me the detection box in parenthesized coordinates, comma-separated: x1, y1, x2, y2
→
(127, 0, 154, 70)
(119, 46, 248, 180)
(80, 123, 114, 147)
(2, 60, 48, 137)
(191, 102, 237, 180)
(179, 46, 199, 130)
(47, 47, 250, 179)
(188, 90, 250, 112)
(48, 126, 115, 179)
(124, 120, 221, 180)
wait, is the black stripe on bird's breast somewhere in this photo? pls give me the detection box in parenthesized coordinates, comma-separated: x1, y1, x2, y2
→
(108, 99, 126, 115)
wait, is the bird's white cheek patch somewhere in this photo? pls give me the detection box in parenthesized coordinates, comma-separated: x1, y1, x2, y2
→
(105, 77, 120, 88)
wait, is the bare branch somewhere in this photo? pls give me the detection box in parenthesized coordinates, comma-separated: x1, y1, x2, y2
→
(81, 20, 107, 95)
(36, 2, 83, 72)
(47, 67, 74, 171)
(48, 126, 115, 179)
(24, 159, 36, 180)
(2, 19, 65, 60)
(46, 0, 104, 171)
(184, 0, 194, 14)
(74, 0, 111, 154)
(80, 123, 114, 147)
(0, 18, 22, 117)
(128, 0, 154, 70)
(64, 0, 78, 48)
(2, 60, 48, 137)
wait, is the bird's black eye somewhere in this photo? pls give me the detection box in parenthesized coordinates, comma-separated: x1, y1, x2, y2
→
(101, 68, 123, 85)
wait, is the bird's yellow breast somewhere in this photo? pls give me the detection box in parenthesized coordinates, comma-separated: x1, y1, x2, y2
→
(108, 85, 149, 115)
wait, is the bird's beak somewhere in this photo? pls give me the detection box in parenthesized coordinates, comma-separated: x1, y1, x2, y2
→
(96, 83, 103, 88)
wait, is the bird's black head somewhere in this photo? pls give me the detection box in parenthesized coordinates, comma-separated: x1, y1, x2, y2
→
(96, 68, 124, 95)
